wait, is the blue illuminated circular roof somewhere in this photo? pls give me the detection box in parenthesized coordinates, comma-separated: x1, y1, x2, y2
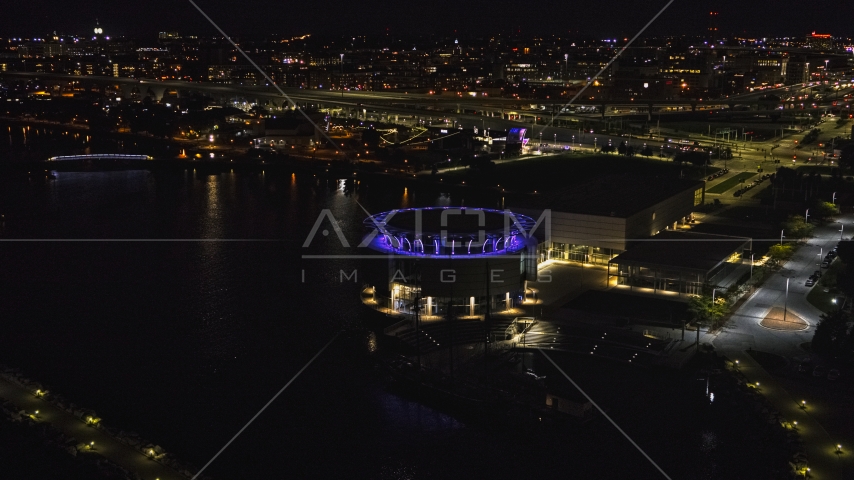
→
(363, 207, 536, 257)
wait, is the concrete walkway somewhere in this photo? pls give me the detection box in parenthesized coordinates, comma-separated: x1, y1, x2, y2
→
(715, 348, 850, 479)
(0, 376, 185, 480)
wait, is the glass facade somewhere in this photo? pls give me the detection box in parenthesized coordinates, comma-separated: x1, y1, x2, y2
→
(611, 250, 744, 296)
(379, 284, 517, 318)
(612, 264, 704, 295)
(537, 242, 620, 266)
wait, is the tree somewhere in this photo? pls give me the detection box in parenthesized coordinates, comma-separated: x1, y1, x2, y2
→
(361, 128, 381, 149)
(766, 244, 795, 268)
(810, 200, 839, 220)
(688, 294, 729, 330)
(839, 144, 854, 169)
(640, 145, 653, 157)
(674, 150, 709, 166)
(782, 215, 814, 240)
(617, 141, 627, 155)
(811, 310, 853, 362)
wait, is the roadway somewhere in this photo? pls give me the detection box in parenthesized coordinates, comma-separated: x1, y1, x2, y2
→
(5, 71, 846, 122)
(713, 215, 854, 479)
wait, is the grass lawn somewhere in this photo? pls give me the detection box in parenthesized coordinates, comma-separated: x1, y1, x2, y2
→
(706, 172, 757, 194)
(747, 350, 788, 370)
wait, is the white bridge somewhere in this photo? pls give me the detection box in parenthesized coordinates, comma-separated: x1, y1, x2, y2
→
(47, 154, 153, 162)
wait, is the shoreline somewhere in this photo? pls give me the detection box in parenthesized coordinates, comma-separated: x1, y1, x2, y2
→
(0, 365, 205, 480)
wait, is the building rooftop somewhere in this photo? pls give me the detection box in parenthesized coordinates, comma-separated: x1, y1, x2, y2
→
(609, 230, 751, 273)
(366, 207, 537, 238)
(521, 175, 703, 218)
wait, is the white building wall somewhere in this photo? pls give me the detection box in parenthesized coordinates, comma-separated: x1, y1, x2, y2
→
(549, 212, 628, 251)
(513, 208, 627, 251)
(625, 186, 700, 240)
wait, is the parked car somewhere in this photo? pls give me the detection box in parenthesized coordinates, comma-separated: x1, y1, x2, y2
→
(812, 365, 828, 378)
(828, 369, 840, 381)
(814, 270, 822, 278)
(797, 363, 810, 373)
(821, 261, 831, 268)
(806, 278, 816, 286)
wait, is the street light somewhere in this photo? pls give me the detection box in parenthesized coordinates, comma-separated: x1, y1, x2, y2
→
(781, 230, 785, 245)
(783, 276, 790, 322)
(833, 191, 837, 204)
(340, 53, 344, 97)
(564, 53, 568, 81)
(840, 222, 845, 240)
(805, 209, 810, 223)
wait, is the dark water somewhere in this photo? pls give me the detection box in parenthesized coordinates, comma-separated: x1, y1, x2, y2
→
(0, 126, 786, 479)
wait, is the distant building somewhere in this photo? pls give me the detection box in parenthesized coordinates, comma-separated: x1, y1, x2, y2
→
(782, 56, 809, 84)
(251, 116, 322, 149)
(707, 11, 720, 42)
(807, 32, 833, 51)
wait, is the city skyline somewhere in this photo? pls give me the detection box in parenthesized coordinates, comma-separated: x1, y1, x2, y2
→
(0, 0, 851, 39)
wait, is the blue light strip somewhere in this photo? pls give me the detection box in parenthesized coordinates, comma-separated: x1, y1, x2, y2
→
(364, 207, 536, 257)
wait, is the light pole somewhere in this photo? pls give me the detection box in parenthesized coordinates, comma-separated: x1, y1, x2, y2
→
(805, 209, 810, 223)
(751, 253, 754, 278)
(340, 53, 344, 98)
(840, 222, 845, 241)
(833, 191, 837, 204)
(781, 230, 785, 245)
(564, 53, 568, 81)
(539, 132, 542, 153)
(783, 276, 790, 322)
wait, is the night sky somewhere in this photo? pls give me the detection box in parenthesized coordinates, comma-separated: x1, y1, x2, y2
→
(1, 0, 851, 39)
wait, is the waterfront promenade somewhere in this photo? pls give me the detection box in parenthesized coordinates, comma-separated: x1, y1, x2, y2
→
(0, 375, 184, 480)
